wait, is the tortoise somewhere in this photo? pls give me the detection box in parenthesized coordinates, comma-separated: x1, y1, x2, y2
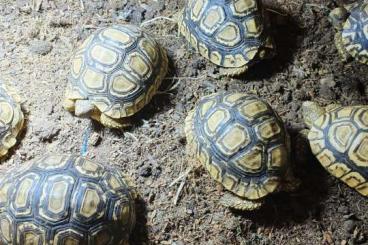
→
(302, 101, 368, 196)
(329, 1, 368, 64)
(0, 154, 137, 244)
(63, 24, 168, 128)
(185, 92, 298, 210)
(178, 0, 275, 76)
(0, 82, 24, 158)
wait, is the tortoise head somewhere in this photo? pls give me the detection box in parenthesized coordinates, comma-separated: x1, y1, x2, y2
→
(328, 7, 349, 31)
(302, 101, 326, 129)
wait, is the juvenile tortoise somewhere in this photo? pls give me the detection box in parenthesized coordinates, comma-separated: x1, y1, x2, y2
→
(302, 101, 368, 196)
(0, 82, 24, 158)
(0, 154, 137, 245)
(185, 92, 298, 210)
(64, 24, 168, 128)
(329, 1, 368, 64)
(178, 0, 275, 76)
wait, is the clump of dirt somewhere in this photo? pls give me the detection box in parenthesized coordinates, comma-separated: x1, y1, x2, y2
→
(0, 0, 368, 244)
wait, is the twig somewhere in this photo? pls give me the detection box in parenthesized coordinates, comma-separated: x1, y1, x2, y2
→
(173, 178, 186, 205)
(172, 167, 192, 205)
(124, 132, 138, 141)
(305, 3, 329, 10)
(140, 16, 176, 28)
(266, 8, 287, 16)
(80, 0, 85, 11)
(169, 167, 192, 187)
(164, 75, 207, 81)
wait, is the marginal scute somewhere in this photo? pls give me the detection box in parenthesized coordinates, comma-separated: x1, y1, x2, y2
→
(341, 171, 366, 188)
(268, 145, 287, 169)
(316, 149, 335, 168)
(327, 162, 351, 178)
(244, 17, 262, 37)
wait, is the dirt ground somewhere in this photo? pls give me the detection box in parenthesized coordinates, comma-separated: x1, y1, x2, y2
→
(1, 0, 368, 244)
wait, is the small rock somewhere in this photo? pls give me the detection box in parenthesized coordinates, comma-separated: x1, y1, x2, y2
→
(29, 40, 53, 55)
(89, 132, 101, 146)
(139, 166, 152, 177)
(33, 119, 60, 142)
(320, 76, 336, 88)
(172, 241, 184, 245)
(224, 216, 240, 230)
(338, 205, 349, 215)
(343, 220, 356, 234)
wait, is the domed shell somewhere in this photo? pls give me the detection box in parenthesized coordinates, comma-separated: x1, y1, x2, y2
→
(65, 24, 168, 119)
(185, 92, 290, 201)
(0, 154, 136, 244)
(178, 0, 273, 68)
(308, 106, 368, 196)
(341, 2, 368, 64)
(0, 83, 24, 158)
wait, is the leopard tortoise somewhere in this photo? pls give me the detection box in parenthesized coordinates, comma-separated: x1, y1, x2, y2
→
(185, 92, 298, 210)
(329, 1, 368, 64)
(64, 24, 168, 128)
(0, 82, 24, 158)
(178, 0, 275, 76)
(0, 154, 137, 244)
(303, 101, 368, 196)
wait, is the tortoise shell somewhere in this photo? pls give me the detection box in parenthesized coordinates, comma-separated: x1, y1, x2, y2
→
(308, 106, 368, 196)
(178, 0, 273, 69)
(0, 83, 24, 158)
(341, 2, 368, 64)
(64, 24, 168, 120)
(0, 154, 136, 244)
(185, 92, 290, 201)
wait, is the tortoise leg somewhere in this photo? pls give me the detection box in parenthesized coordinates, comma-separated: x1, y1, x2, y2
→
(334, 32, 349, 62)
(219, 65, 248, 77)
(74, 100, 95, 117)
(63, 97, 76, 112)
(99, 113, 131, 129)
(219, 192, 263, 211)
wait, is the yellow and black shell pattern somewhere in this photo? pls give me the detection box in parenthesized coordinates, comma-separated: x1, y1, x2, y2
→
(0, 154, 136, 245)
(66, 24, 168, 119)
(179, 0, 272, 68)
(0, 83, 24, 158)
(308, 106, 368, 196)
(185, 92, 290, 201)
(341, 2, 368, 64)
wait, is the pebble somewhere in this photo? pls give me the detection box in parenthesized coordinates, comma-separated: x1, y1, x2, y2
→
(343, 219, 356, 234)
(139, 166, 152, 177)
(89, 132, 101, 146)
(29, 40, 53, 55)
